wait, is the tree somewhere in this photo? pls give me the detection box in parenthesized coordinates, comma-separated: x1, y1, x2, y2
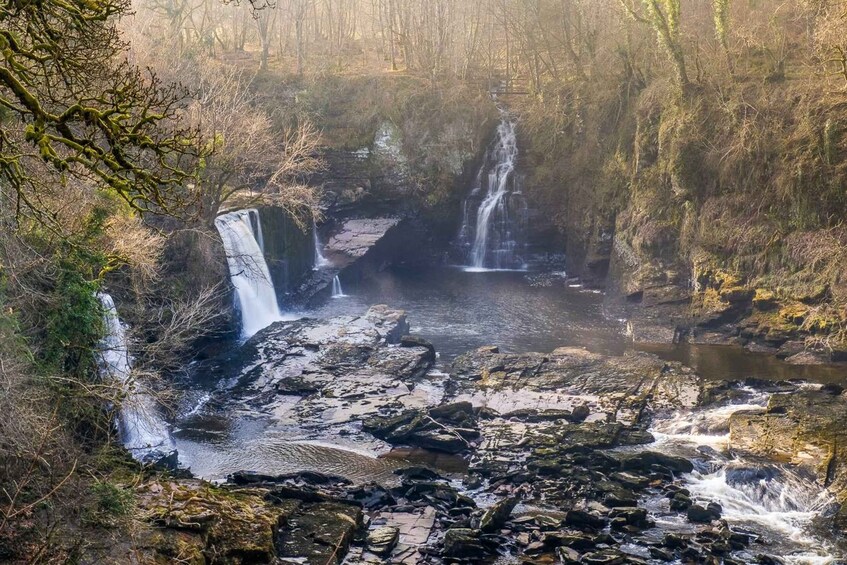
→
(619, 0, 689, 91)
(186, 64, 322, 222)
(0, 0, 200, 224)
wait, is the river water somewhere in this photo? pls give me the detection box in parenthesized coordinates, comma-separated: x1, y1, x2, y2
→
(313, 265, 846, 383)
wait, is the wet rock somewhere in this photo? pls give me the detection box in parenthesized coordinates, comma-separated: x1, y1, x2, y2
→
(552, 533, 595, 551)
(669, 492, 692, 511)
(557, 546, 582, 564)
(618, 451, 694, 474)
(649, 547, 674, 561)
(366, 526, 399, 557)
(603, 489, 638, 508)
(344, 483, 395, 509)
(277, 502, 363, 565)
(394, 466, 443, 481)
(687, 503, 721, 523)
(401, 482, 474, 511)
(451, 348, 701, 424)
(228, 470, 352, 487)
(728, 389, 847, 514)
(756, 555, 787, 565)
(610, 507, 652, 529)
(570, 404, 591, 423)
(582, 549, 625, 564)
(400, 335, 436, 363)
(442, 528, 490, 558)
(479, 497, 518, 533)
(363, 402, 478, 453)
(409, 430, 469, 454)
(662, 533, 688, 549)
(564, 509, 607, 530)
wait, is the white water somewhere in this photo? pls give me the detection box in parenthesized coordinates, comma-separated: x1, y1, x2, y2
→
(648, 396, 841, 563)
(331, 275, 346, 298)
(97, 293, 176, 463)
(459, 118, 527, 270)
(313, 219, 330, 269)
(215, 209, 282, 338)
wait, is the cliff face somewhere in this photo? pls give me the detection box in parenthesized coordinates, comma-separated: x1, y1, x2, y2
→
(257, 207, 314, 302)
(515, 77, 847, 357)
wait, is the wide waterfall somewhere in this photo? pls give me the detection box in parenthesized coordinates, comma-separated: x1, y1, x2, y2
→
(215, 209, 283, 338)
(457, 118, 528, 271)
(97, 293, 176, 465)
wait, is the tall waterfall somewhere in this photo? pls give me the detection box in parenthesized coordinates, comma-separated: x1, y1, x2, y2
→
(215, 209, 282, 338)
(313, 219, 330, 269)
(97, 293, 176, 464)
(457, 118, 528, 271)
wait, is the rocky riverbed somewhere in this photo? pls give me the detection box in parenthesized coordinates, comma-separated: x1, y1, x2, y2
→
(139, 306, 847, 564)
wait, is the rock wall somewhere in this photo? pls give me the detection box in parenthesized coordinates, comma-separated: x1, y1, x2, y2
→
(257, 207, 313, 303)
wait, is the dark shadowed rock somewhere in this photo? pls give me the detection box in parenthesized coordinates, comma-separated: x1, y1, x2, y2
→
(687, 503, 721, 523)
(442, 528, 490, 558)
(479, 497, 518, 533)
(618, 451, 694, 474)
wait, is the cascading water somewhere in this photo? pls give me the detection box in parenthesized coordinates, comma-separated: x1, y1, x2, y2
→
(313, 219, 330, 269)
(215, 209, 282, 338)
(646, 396, 841, 563)
(97, 293, 176, 464)
(331, 275, 346, 298)
(457, 117, 528, 271)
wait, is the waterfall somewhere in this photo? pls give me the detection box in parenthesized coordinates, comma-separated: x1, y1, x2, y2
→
(331, 275, 346, 298)
(647, 399, 839, 561)
(215, 209, 282, 338)
(96, 293, 176, 465)
(250, 209, 265, 253)
(313, 219, 330, 269)
(457, 118, 528, 271)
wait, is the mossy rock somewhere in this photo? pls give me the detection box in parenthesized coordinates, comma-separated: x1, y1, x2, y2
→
(138, 481, 282, 563)
(779, 303, 809, 325)
(752, 289, 778, 311)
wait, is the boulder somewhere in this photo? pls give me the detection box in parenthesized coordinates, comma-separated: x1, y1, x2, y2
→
(479, 497, 518, 533)
(442, 528, 489, 558)
(366, 526, 399, 557)
(687, 503, 720, 523)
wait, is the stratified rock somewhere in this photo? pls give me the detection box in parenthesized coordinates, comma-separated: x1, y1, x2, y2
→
(400, 335, 436, 363)
(362, 402, 479, 453)
(366, 526, 399, 557)
(326, 218, 401, 259)
(277, 502, 363, 565)
(564, 509, 607, 531)
(195, 306, 437, 443)
(728, 388, 847, 528)
(451, 347, 701, 424)
(442, 528, 489, 558)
